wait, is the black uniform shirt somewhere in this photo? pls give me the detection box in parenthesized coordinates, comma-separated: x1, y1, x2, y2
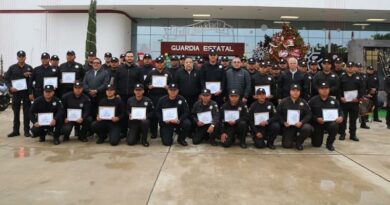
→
(156, 95, 189, 123)
(276, 97, 312, 125)
(175, 68, 203, 98)
(220, 101, 248, 130)
(308, 95, 343, 120)
(98, 97, 125, 120)
(339, 73, 364, 100)
(30, 96, 63, 124)
(5, 63, 33, 94)
(191, 99, 219, 126)
(127, 96, 154, 120)
(61, 92, 91, 119)
(144, 69, 173, 96)
(251, 73, 275, 97)
(29, 65, 59, 94)
(248, 100, 278, 130)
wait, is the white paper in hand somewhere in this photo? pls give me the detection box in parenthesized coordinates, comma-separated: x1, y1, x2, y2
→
(224, 110, 240, 122)
(99, 106, 115, 120)
(162, 108, 178, 121)
(254, 112, 269, 125)
(131, 107, 147, 120)
(322, 109, 338, 122)
(287, 110, 300, 125)
(197, 111, 212, 124)
(38, 113, 53, 126)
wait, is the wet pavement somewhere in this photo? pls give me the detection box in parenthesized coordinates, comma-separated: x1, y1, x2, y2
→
(0, 108, 389, 205)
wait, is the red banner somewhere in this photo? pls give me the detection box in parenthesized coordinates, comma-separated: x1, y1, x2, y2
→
(161, 42, 245, 56)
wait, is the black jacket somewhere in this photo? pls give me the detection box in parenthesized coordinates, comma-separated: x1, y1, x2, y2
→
(220, 101, 248, 131)
(191, 100, 219, 126)
(277, 70, 306, 99)
(30, 96, 63, 124)
(5, 63, 33, 95)
(61, 92, 91, 119)
(313, 71, 340, 98)
(156, 95, 189, 123)
(29, 65, 59, 95)
(127, 96, 154, 120)
(309, 95, 343, 121)
(174, 68, 203, 98)
(114, 63, 144, 96)
(276, 97, 312, 125)
(248, 100, 278, 134)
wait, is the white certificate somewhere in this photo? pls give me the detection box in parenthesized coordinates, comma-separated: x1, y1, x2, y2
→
(38, 113, 53, 126)
(322, 109, 338, 122)
(344, 90, 358, 102)
(162, 107, 178, 121)
(205, 82, 221, 94)
(152, 75, 167, 88)
(255, 85, 271, 97)
(62, 72, 76, 84)
(197, 111, 212, 124)
(224, 110, 240, 122)
(12, 78, 27, 91)
(254, 112, 269, 125)
(44, 77, 58, 88)
(67, 109, 82, 122)
(131, 107, 147, 120)
(99, 106, 115, 120)
(287, 110, 300, 125)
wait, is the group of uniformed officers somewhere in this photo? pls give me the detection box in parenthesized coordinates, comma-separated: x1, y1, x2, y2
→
(4, 48, 390, 151)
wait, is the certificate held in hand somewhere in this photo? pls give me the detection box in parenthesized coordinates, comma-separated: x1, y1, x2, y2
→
(197, 111, 212, 124)
(62, 72, 76, 84)
(322, 109, 338, 122)
(99, 106, 115, 120)
(254, 112, 269, 125)
(287, 110, 300, 125)
(152, 75, 167, 88)
(44, 77, 58, 88)
(344, 90, 358, 102)
(38, 113, 53, 126)
(12, 78, 27, 91)
(224, 110, 240, 122)
(205, 82, 221, 94)
(67, 109, 82, 122)
(131, 107, 147, 120)
(162, 108, 178, 121)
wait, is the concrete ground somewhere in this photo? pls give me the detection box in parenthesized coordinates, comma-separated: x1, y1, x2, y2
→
(0, 108, 389, 205)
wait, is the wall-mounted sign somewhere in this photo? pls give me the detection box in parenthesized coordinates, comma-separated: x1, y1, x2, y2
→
(161, 42, 245, 56)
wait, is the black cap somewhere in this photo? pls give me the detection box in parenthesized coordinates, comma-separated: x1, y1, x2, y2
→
(180, 55, 186, 60)
(41, 52, 50, 59)
(106, 84, 115, 90)
(322, 58, 331, 64)
(134, 84, 144, 90)
(256, 88, 266, 95)
(197, 58, 205, 64)
(74, 81, 83, 88)
(290, 84, 301, 90)
(259, 62, 267, 67)
(367, 65, 374, 70)
(318, 82, 329, 89)
(155, 56, 164, 63)
(104, 52, 112, 58)
(298, 61, 307, 67)
(221, 56, 229, 62)
(335, 58, 343, 63)
(209, 48, 218, 55)
(67, 50, 75, 55)
(241, 56, 247, 62)
(309, 60, 318, 65)
(87, 51, 95, 57)
(272, 64, 280, 70)
(111, 57, 119, 62)
(50, 55, 59, 61)
(248, 58, 256, 65)
(120, 54, 125, 58)
(171, 55, 179, 61)
(279, 59, 287, 64)
(44, 85, 54, 92)
(168, 83, 178, 90)
(266, 61, 273, 67)
(201, 89, 211, 95)
(346, 61, 354, 67)
(356, 62, 363, 68)
(17, 50, 26, 57)
(229, 89, 239, 96)
(144, 54, 152, 59)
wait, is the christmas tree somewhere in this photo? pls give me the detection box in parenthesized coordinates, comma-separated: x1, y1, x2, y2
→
(268, 24, 309, 62)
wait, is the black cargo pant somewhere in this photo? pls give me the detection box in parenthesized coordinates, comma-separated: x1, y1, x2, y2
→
(193, 124, 220, 145)
(159, 119, 191, 146)
(31, 121, 62, 141)
(62, 117, 93, 139)
(221, 121, 248, 147)
(312, 121, 338, 147)
(12, 92, 31, 134)
(127, 119, 150, 145)
(282, 123, 313, 148)
(91, 120, 121, 146)
(339, 102, 359, 137)
(253, 122, 280, 148)
(149, 94, 165, 137)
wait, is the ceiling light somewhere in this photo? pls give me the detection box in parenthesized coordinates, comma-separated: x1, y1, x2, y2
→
(353, 23, 370, 26)
(193, 14, 211, 17)
(274, 21, 290, 24)
(280, 16, 299, 19)
(366, 18, 386, 22)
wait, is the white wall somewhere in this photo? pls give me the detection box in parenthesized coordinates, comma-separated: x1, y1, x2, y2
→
(0, 12, 131, 71)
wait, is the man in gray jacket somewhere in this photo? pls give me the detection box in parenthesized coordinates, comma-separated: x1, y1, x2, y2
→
(83, 58, 110, 118)
(225, 57, 251, 104)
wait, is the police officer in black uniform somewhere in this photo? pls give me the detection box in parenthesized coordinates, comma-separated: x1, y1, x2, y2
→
(5, 50, 33, 137)
(278, 58, 288, 72)
(140, 54, 153, 83)
(333, 58, 344, 77)
(156, 83, 191, 146)
(271, 64, 281, 107)
(356, 63, 371, 129)
(30, 85, 63, 145)
(385, 71, 390, 129)
(313, 58, 340, 99)
(127, 84, 154, 147)
(338, 62, 363, 141)
(58, 50, 85, 97)
(168, 55, 182, 81)
(192, 89, 220, 146)
(248, 88, 280, 149)
(108, 57, 119, 85)
(309, 82, 344, 151)
(102, 52, 112, 70)
(219, 89, 249, 149)
(144, 56, 173, 138)
(366, 65, 382, 122)
(92, 84, 125, 146)
(200, 49, 226, 106)
(174, 57, 203, 111)
(83, 51, 95, 72)
(303, 60, 316, 100)
(251, 61, 276, 105)
(220, 56, 230, 71)
(50, 55, 60, 69)
(61, 81, 91, 142)
(277, 84, 313, 150)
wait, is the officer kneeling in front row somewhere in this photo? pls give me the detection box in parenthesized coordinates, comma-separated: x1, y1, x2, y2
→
(220, 89, 249, 149)
(309, 82, 343, 151)
(91, 84, 125, 146)
(192, 89, 220, 146)
(30, 85, 63, 145)
(156, 83, 191, 146)
(248, 88, 280, 149)
(277, 84, 313, 150)
(127, 84, 154, 147)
